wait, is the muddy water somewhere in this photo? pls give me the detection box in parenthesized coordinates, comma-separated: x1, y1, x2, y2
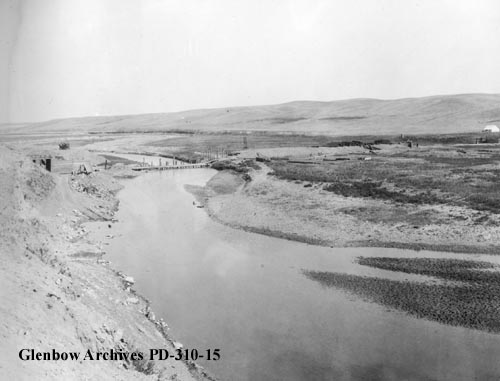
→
(90, 169, 500, 381)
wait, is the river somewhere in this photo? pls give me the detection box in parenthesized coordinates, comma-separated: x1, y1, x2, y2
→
(89, 168, 500, 381)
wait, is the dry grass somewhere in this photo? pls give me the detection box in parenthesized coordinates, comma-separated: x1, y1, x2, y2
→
(269, 146, 500, 213)
(14, 94, 500, 137)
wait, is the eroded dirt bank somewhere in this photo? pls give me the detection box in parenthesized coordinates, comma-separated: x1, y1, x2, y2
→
(0, 145, 214, 380)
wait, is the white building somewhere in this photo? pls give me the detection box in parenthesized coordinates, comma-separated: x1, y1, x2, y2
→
(483, 125, 500, 133)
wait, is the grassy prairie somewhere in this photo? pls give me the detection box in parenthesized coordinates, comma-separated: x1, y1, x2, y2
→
(147, 132, 332, 155)
(146, 131, 494, 153)
(268, 145, 500, 214)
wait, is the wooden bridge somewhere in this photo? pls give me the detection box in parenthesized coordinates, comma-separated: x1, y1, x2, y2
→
(132, 162, 210, 171)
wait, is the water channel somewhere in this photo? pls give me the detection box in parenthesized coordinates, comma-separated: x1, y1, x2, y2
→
(89, 167, 500, 381)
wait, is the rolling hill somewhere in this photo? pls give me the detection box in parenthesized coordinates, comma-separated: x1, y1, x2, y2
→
(4, 93, 500, 137)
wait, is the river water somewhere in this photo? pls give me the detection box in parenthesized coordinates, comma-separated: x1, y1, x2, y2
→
(89, 168, 500, 381)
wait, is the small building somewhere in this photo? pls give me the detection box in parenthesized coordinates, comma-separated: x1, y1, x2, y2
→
(29, 153, 52, 172)
(483, 125, 499, 133)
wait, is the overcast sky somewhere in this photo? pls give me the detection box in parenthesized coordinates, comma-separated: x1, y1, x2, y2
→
(1, 0, 500, 124)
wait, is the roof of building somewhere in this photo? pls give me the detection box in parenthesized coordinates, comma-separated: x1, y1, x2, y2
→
(28, 153, 53, 159)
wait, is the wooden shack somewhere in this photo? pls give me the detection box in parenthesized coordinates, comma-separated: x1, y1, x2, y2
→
(29, 153, 52, 172)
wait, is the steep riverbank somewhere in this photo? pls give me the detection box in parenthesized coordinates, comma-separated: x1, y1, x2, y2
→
(188, 164, 500, 254)
(0, 145, 214, 380)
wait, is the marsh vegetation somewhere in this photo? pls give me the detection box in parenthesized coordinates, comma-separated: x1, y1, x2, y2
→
(304, 257, 500, 333)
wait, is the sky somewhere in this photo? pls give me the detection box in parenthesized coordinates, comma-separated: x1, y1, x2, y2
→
(1, 0, 500, 124)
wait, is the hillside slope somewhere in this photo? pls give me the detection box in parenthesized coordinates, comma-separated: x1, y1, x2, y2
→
(0, 146, 206, 380)
(6, 93, 500, 136)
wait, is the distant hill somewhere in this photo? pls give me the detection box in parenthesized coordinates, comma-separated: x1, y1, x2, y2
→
(4, 93, 500, 136)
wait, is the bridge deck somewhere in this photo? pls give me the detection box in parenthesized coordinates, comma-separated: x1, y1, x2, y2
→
(132, 163, 209, 171)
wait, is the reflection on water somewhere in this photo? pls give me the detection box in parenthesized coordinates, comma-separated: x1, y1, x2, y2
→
(88, 169, 500, 381)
